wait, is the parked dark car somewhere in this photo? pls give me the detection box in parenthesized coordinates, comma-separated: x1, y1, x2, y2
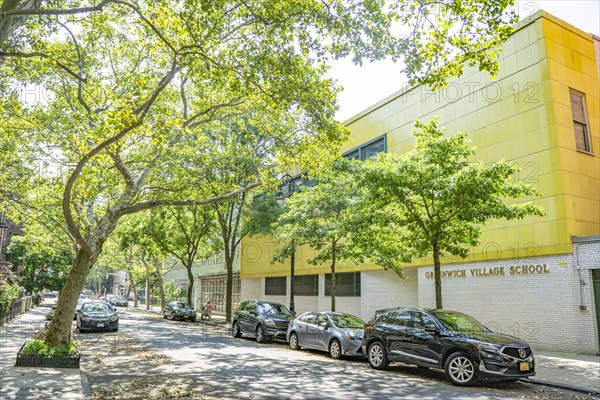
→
(76, 301, 119, 332)
(163, 301, 196, 322)
(362, 308, 535, 386)
(112, 296, 128, 307)
(232, 300, 294, 343)
(287, 312, 364, 359)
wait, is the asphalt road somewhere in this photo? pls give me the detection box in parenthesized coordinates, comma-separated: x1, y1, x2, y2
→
(77, 308, 592, 400)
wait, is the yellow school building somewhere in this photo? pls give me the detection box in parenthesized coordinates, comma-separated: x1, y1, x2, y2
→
(239, 11, 600, 353)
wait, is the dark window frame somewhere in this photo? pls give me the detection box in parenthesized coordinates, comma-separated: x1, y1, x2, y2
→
(265, 277, 287, 296)
(342, 134, 387, 161)
(293, 274, 319, 296)
(325, 272, 361, 297)
(569, 89, 593, 154)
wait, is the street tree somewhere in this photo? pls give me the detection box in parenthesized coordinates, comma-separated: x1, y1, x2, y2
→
(143, 207, 217, 306)
(115, 213, 174, 310)
(356, 117, 545, 309)
(6, 235, 72, 294)
(0, 0, 518, 348)
(275, 161, 364, 311)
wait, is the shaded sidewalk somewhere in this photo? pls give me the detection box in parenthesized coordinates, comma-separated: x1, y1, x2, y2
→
(0, 302, 88, 400)
(525, 351, 600, 397)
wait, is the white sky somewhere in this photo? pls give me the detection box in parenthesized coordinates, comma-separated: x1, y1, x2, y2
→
(329, 1, 600, 122)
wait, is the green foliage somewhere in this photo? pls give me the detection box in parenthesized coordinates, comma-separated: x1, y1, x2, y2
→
(354, 117, 545, 307)
(164, 280, 182, 300)
(0, 282, 25, 312)
(6, 236, 73, 294)
(0, 0, 516, 345)
(275, 160, 364, 267)
(21, 339, 77, 357)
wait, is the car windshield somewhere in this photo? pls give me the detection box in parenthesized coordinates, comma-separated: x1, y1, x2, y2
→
(173, 302, 190, 309)
(430, 310, 489, 333)
(82, 303, 112, 313)
(328, 313, 364, 329)
(258, 303, 290, 315)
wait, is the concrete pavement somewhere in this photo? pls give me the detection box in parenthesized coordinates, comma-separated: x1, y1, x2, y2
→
(0, 302, 89, 400)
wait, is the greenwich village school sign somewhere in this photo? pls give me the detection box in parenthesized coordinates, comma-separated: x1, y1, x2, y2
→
(424, 264, 551, 280)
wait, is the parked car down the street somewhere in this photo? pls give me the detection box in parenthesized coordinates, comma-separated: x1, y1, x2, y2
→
(232, 300, 294, 343)
(74, 297, 92, 320)
(76, 301, 119, 332)
(287, 311, 365, 359)
(362, 308, 536, 386)
(163, 301, 197, 322)
(112, 296, 129, 307)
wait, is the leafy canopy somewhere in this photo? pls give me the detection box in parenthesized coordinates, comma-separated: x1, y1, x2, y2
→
(355, 117, 545, 275)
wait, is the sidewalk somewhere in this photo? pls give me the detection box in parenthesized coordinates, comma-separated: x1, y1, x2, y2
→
(0, 302, 88, 400)
(525, 351, 600, 397)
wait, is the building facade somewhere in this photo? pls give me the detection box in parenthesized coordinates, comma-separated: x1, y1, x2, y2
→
(240, 11, 600, 354)
(163, 249, 242, 313)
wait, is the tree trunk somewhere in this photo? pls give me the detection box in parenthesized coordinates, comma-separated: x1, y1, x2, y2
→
(45, 248, 93, 347)
(154, 260, 166, 311)
(433, 240, 443, 309)
(289, 239, 295, 314)
(145, 262, 150, 310)
(133, 285, 138, 307)
(186, 264, 194, 305)
(331, 243, 336, 312)
(225, 257, 233, 322)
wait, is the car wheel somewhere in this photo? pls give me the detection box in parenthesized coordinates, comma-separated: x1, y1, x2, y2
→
(190, 318, 196, 322)
(368, 341, 389, 370)
(232, 321, 242, 338)
(163, 313, 167, 319)
(289, 332, 299, 350)
(329, 339, 342, 359)
(444, 352, 477, 386)
(255, 325, 266, 343)
(170, 312, 175, 320)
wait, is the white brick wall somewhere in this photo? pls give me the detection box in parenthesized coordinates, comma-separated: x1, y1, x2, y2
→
(416, 254, 598, 354)
(241, 278, 261, 300)
(360, 268, 419, 322)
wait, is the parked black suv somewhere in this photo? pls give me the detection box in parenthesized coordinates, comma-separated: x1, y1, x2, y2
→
(232, 300, 294, 343)
(362, 308, 535, 386)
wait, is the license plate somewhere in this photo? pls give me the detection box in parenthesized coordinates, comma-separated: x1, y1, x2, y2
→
(184, 315, 189, 319)
(519, 362, 530, 371)
(97, 323, 104, 327)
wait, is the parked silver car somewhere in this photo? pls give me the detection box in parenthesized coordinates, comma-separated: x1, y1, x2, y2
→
(287, 311, 365, 359)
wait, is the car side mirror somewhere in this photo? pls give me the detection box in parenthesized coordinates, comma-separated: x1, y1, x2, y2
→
(424, 323, 438, 333)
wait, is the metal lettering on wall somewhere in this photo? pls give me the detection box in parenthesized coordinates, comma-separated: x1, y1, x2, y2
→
(424, 264, 553, 279)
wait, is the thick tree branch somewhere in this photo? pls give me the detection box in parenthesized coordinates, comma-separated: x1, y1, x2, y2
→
(115, 182, 260, 218)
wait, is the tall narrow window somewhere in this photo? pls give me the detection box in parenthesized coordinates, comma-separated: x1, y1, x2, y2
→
(569, 90, 592, 153)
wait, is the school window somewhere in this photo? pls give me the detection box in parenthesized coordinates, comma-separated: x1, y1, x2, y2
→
(265, 277, 286, 296)
(342, 134, 386, 160)
(325, 272, 361, 297)
(293, 274, 319, 296)
(569, 90, 592, 153)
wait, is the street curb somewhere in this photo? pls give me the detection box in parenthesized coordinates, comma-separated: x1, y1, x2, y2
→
(523, 378, 600, 397)
(79, 362, 93, 400)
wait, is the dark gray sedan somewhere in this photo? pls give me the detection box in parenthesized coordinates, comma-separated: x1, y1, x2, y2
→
(287, 312, 365, 359)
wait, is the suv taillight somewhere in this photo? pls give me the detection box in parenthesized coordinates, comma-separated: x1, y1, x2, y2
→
(364, 323, 374, 328)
